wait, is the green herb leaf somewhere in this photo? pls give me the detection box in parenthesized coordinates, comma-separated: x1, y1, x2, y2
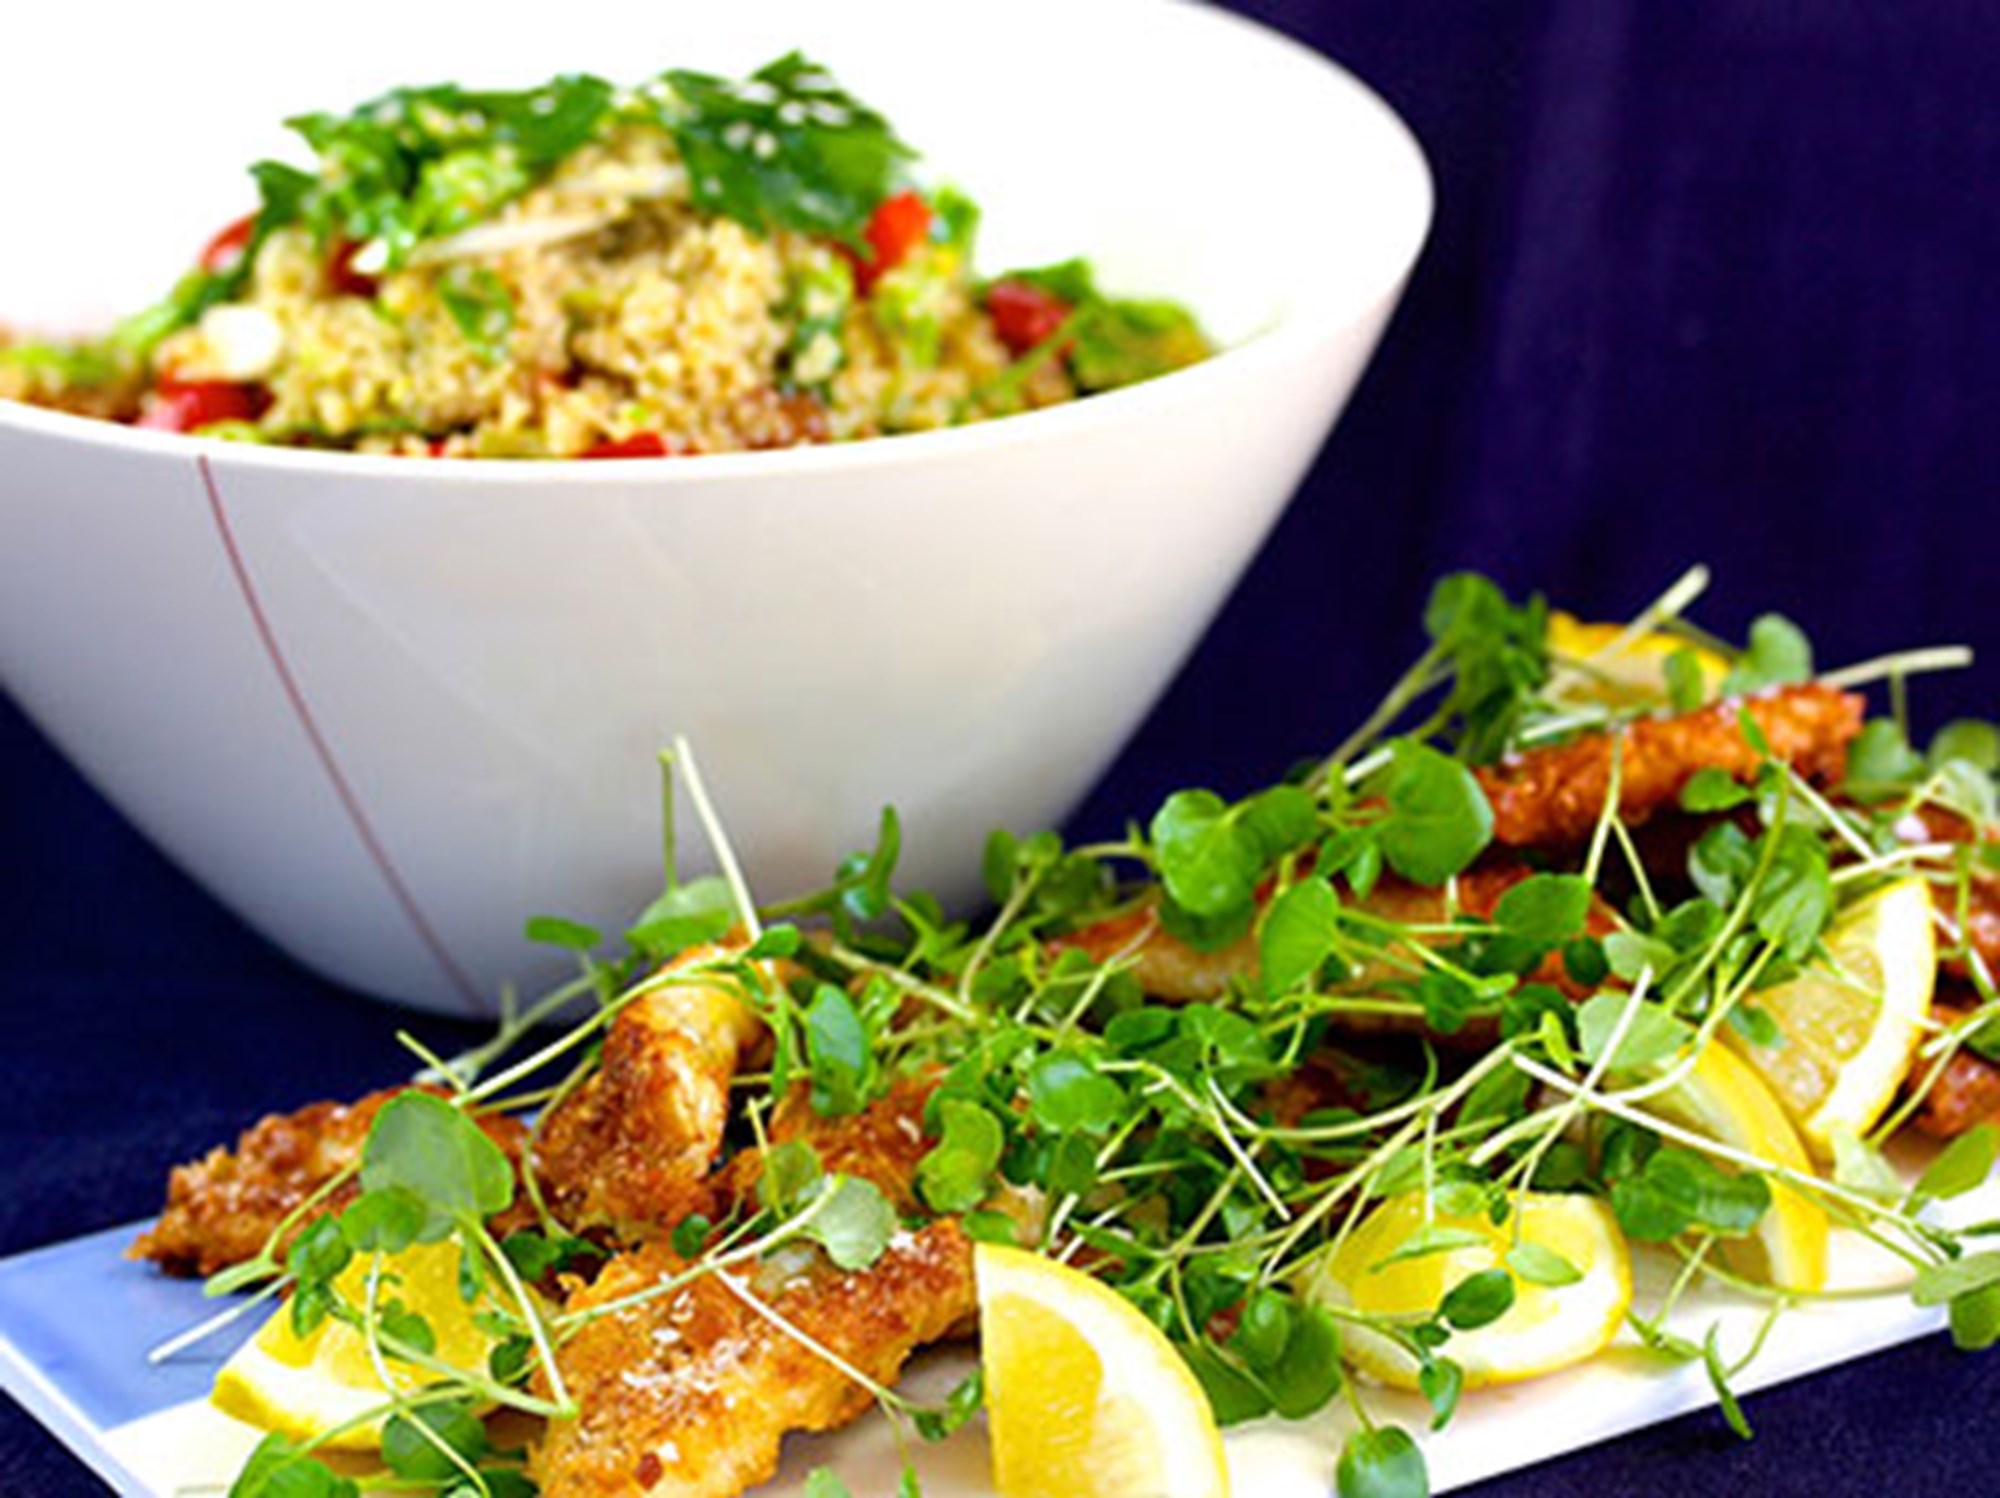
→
(1376, 740, 1495, 887)
(663, 52, 913, 241)
(802, 1176, 896, 1270)
(917, 1099, 1005, 1214)
(1493, 873, 1593, 944)
(359, 1091, 515, 1223)
(1336, 1424, 1429, 1498)
(1680, 767, 1755, 813)
(523, 914, 601, 951)
(1910, 1250, 2000, 1306)
(627, 875, 737, 958)
(1440, 1268, 1515, 1330)
(805, 984, 876, 1118)
(382, 1399, 487, 1481)
(1418, 1355, 1463, 1429)
(1576, 993, 1694, 1072)
(1260, 878, 1340, 995)
(1027, 1051, 1127, 1137)
(1506, 1242, 1583, 1287)
(1914, 1124, 2000, 1201)
(1929, 719, 2000, 774)
(1722, 614, 1814, 695)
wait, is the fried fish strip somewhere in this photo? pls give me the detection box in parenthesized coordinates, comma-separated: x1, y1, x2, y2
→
(535, 946, 771, 1238)
(1053, 862, 1614, 1013)
(528, 1219, 976, 1498)
(131, 1086, 526, 1278)
(1477, 682, 1863, 850)
(715, 1076, 942, 1215)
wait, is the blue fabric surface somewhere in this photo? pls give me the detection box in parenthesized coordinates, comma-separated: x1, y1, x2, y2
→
(4, 1, 1996, 1491)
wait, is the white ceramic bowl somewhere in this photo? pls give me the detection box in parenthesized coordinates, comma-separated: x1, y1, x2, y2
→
(0, 0, 1431, 1015)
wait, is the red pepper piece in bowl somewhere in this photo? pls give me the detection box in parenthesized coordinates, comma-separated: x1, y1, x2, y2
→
(986, 279, 1073, 356)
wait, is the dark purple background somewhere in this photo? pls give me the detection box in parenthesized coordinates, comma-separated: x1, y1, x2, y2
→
(4, 2, 1996, 1491)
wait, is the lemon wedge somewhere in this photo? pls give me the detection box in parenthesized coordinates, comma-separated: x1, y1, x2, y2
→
(1306, 1191, 1631, 1390)
(1547, 612, 1728, 708)
(1651, 1042, 1830, 1292)
(1721, 878, 1936, 1157)
(212, 1238, 502, 1451)
(975, 1242, 1229, 1498)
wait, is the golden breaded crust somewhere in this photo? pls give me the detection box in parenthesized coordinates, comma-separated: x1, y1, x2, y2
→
(1477, 682, 1864, 850)
(529, 1218, 975, 1498)
(535, 952, 768, 1238)
(130, 1086, 526, 1278)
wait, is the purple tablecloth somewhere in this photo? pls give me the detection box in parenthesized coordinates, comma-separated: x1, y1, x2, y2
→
(5, 2, 1996, 1491)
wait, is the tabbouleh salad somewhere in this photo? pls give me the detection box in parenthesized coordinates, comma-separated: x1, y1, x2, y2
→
(0, 54, 1210, 458)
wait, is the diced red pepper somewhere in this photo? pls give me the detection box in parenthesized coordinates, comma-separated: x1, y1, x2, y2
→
(198, 214, 257, 275)
(136, 377, 266, 433)
(986, 278, 1073, 356)
(845, 190, 933, 296)
(580, 432, 690, 459)
(326, 240, 380, 299)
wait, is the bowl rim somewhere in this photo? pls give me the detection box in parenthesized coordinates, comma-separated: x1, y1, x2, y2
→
(0, 3, 1434, 491)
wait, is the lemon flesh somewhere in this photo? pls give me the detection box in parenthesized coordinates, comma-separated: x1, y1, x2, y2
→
(1651, 1043, 1830, 1292)
(975, 1242, 1229, 1498)
(212, 1239, 502, 1451)
(1546, 612, 1729, 708)
(1721, 878, 1935, 1157)
(1308, 1191, 1631, 1391)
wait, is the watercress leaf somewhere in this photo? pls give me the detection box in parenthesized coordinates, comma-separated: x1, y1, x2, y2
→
(1664, 647, 1709, 711)
(285, 1215, 352, 1289)
(1260, 878, 1340, 995)
(1369, 1224, 1489, 1271)
(1948, 1280, 2000, 1351)
(1689, 821, 1755, 908)
(1680, 767, 1755, 814)
(1440, 1268, 1515, 1331)
(1493, 873, 1594, 944)
(1418, 1355, 1463, 1429)
(1027, 1052, 1127, 1137)
(805, 984, 876, 1118)
(228, 1435, 360, 1498)
(1336, 1423, 1429, 1498)
(523, 914, 601, 951)
(360, 1091, 515, 1222)
(1377, 740, 1495, 887)
(1267, 1301, 1344, 1419)
(339, 1184, 440, 1252)
(1645, 1148, 1771, 1236)
(1183, 1344, 1274, 1425)
(1506, 1242, 1583, 1287)
(376, 1300, 436, 1359)
(1727, 1002, 1783, 1049)
(1929, 719, 2000, 774)
(1914, 1124, 1999, 1201)
(917, 1099, 1006, 1214)
(1844, 720, 1927, 797)
(1753, 825, 1834, 961)
(1910, 1250, 2000, 1306)
(1151, 789, 1260, 919)
(382, 1399, 488, 1481)
(804, 1176, 896, 1270)
(759, 1139, 825, 1215)
(1722, 614, 1814, 695)
(627, 875, 737, 957)
(1576, 992, 1693, 1071)
(747, 923, 803, 960)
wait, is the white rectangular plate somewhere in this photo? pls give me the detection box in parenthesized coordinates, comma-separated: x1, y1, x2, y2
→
(3, 1162, 1991, 1498)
